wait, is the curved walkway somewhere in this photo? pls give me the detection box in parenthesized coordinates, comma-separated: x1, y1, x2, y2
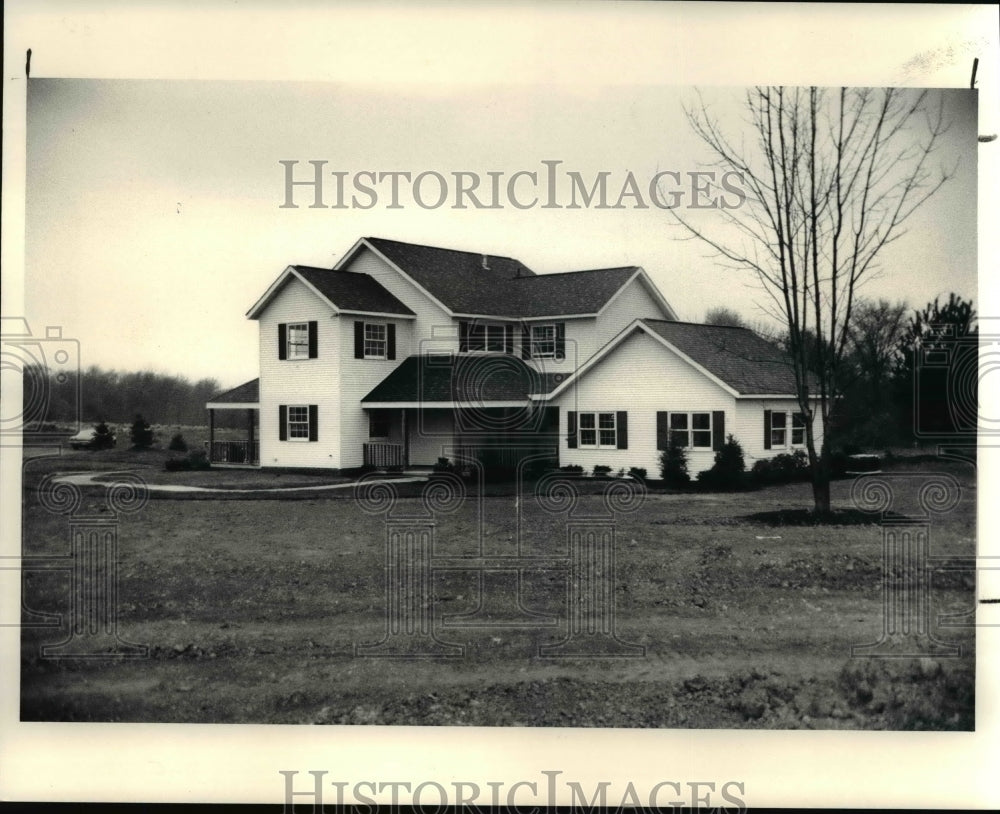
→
(51, 470, 427, 495)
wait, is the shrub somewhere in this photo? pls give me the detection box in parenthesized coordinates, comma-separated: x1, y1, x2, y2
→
(559, 464, 584, 474)
(592, 464, 613, 478)
(130, 414, 154, 449)
(659, 431, 689, 487)
(697, 434, 747, 490)
(751, 449, 810, 485)
(432, 456, 453, 473)
(168, 432, 188, 452)
(628, 467, 647, 481)
(92, 421, 116, 450)
(164, 450, 210, 471)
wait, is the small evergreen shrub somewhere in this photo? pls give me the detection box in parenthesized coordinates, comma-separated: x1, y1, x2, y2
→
(592, 464, 613, 478)
(559, 464, 584, 474)
(130, 414, 154, 450)
(164, 450, 210, 471)
(628, 467, 647, 481)
(659, 431, 690, 487)
(168, 432, 188, 452)
(698, 434, 747, 490)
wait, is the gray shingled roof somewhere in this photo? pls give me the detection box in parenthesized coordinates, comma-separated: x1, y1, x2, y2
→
(365, 237, 642, 317)
(209, 378, 259, 404)
(293, 266, 415, 316)
(362, 355, 567, 403)
(641, 320, 811, 396)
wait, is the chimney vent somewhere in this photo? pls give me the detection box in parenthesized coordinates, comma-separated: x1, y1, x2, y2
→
(481, 254, 490, 271)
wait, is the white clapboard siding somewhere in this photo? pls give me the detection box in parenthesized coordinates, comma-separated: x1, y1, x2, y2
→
(552, 329, 735, 475)
(345, 247, 455, 353)
(338, 317, 412, 468)
(733, 398, 824, 464)
(258, 277, 341, 468)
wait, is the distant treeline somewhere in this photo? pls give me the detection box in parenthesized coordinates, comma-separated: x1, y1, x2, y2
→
(23, 365, 232, 427)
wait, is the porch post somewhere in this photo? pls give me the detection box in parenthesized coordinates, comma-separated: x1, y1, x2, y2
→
(401, 409, 408, 467)
(208, 408, 215, 462)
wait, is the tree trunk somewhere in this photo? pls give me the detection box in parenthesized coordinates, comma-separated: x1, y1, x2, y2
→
(811, 448, 832, 515)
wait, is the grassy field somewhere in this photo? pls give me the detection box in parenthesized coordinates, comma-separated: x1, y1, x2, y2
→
(19, 447, 977, 728)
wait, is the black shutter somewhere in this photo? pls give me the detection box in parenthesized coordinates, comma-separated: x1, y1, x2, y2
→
(307, 321, 318, 359)
(354, 321, 364, 359)
(616, 411, 628, 449)
(504, 324, 514, 354)
(278, 323, 287, 360)
(656, 411, 669, 450)
(555, 323, 566, 360)
(522, 324, 532, 359)
(459, 321, 470, 353)
(387, 324, 396, 360)
(712, 411, 725, 451)
(567, 411, 578, 449)
(279, 405, 287, 441)
(308, 405, 318, 441)
(763, 409, 772, 450)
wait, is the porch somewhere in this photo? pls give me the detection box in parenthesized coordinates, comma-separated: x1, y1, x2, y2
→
(206, 379, 260, 468)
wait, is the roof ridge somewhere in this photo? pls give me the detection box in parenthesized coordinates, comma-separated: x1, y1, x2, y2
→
(642, 317, 753, 331)
(365, 236, 527, 265)
(513, 265, 639, 280)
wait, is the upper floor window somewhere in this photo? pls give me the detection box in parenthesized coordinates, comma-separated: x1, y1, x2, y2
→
(364, 323, 387, 359)
(460, 321, 512, 354)
(278, 321, 317, 360)
(353, 321, 396, 361)
(287, 323, 310, 359)
(531, 324, 557, 359)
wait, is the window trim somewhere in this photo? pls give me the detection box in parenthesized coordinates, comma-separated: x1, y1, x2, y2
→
(287, 405, 311, 441)
(285, 322, 310, 360)
(578, 411, 618, 449)
(769, 411, 787, 448)
(530, 323, 557, 359)
(669, 411, 713, 449)
(363, 322, 387, 360)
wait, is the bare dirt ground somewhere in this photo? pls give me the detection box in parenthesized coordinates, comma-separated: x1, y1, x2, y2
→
(19, 447, 976, 728)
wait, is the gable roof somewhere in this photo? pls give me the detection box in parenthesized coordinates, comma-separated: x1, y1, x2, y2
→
(207, 378, 259, 406)
(350, 237, 676, 319)
(542, 319, 815, 400)
(640, 320, 811, 396)
(246, 265, 415, 319)
(362, 354, 566, 406)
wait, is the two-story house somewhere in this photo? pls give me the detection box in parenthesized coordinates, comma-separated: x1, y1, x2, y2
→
(206, 236, 821, 475)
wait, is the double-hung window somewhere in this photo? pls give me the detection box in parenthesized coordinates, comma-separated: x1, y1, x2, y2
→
(286, 323, 309, 359)
(287, 406, 311, 440)
(530, 324, 557, 359)
(364, 323, 387, 359)
(791, 412, 806, 446)
(579, 412, 617, 448)
(770, 411, 787, 448)
(669, 412, 712, 449)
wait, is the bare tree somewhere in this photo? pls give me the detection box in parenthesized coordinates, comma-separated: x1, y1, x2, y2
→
(673, 87, 952, 513)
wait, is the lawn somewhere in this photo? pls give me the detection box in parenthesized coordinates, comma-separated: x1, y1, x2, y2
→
(19, 449, 977, 728)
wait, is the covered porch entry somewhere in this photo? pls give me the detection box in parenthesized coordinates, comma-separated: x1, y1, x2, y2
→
(205, 378, 260, 467)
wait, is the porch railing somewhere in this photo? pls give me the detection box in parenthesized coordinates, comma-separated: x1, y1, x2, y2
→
(210, 440, 259, 465)
(364, 442, 405, 469)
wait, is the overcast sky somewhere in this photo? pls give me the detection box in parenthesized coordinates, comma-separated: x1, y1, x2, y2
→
(24, 79, 978, 391)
